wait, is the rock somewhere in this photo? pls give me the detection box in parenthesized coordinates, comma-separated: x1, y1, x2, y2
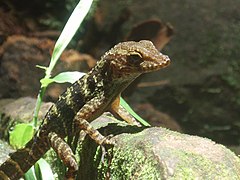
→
(113, 128, 240, 179)
(0, 97, 52, 140)
(78, 118, 240, 179)
(0, 140, 14, 165)
(0, 35, 96, 100)
(0, 35, 54, 99)
(0, 97, 52, 122)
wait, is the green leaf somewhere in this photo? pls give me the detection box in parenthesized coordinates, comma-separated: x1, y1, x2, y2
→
(46, 0, 94, 76)
(35, 159, 55, 180)
(24, 166, 37, 180)
(40, 71, 85, 87)
(40, 78, 54, 88)
(36, 65, 48, 70)
(33, 0, 94, 128)
(9, 123, 34, 149)
(52, 71, 85, 84)
(120, 97, 151, 127)
(24, 159, 54, 180)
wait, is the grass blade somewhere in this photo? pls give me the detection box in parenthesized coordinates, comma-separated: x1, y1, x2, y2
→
(46, 0, 94, 76)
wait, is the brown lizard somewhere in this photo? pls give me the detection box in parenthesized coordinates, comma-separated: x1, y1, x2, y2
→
(0, 40, 170, 180)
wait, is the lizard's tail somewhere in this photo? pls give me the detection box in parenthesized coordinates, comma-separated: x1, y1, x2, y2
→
(0, 136, 50, 180)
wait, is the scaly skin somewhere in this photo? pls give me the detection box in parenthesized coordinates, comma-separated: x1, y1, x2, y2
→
(0, 40, 170, 180)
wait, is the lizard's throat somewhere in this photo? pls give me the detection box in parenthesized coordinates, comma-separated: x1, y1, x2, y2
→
(110, 69, 140, 82)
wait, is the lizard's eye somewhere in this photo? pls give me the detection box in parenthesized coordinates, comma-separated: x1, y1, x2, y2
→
(126, 54, 143, 65)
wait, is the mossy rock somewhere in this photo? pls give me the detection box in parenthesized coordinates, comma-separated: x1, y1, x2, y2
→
(75, 118, 240, 179)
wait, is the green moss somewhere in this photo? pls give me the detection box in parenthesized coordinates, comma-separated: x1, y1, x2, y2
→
(167, 149, 240, 179)
(96, 133, 164, 179)
(100, 146, 162, 179)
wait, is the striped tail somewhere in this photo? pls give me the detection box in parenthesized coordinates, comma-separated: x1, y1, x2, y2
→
(0, 136, 50, 180)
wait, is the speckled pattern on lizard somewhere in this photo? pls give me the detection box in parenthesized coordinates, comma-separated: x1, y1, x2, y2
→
(0, 40, 170, 180)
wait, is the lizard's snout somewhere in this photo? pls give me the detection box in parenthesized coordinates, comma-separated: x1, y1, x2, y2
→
(141, 54, 170, 72)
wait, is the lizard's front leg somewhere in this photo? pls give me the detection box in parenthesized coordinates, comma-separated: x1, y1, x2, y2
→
(110, 95, 141, 127)
(73, 96, 113, 145)
(48, 97, 114, 179)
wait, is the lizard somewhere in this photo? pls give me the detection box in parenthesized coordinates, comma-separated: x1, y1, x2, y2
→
(0, 40, 170, 180)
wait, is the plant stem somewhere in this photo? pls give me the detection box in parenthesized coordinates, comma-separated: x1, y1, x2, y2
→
(32, 86, 47, 128)
(31, 0, 94, 129)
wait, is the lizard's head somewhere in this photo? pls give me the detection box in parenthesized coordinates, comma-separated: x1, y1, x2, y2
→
(103, 40, 170, 79)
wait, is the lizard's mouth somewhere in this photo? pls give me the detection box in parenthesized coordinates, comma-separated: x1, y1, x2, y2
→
(140, 55, 170, 72)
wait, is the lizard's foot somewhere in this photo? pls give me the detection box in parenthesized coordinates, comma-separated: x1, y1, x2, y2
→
(100, 144, 107, 163)
(99, 134, 115, 163)
(101, 134, 116, 146)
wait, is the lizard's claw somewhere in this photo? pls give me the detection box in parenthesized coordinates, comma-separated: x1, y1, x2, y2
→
(100, 135, 116, 163)
(101, 134, 116, 146)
